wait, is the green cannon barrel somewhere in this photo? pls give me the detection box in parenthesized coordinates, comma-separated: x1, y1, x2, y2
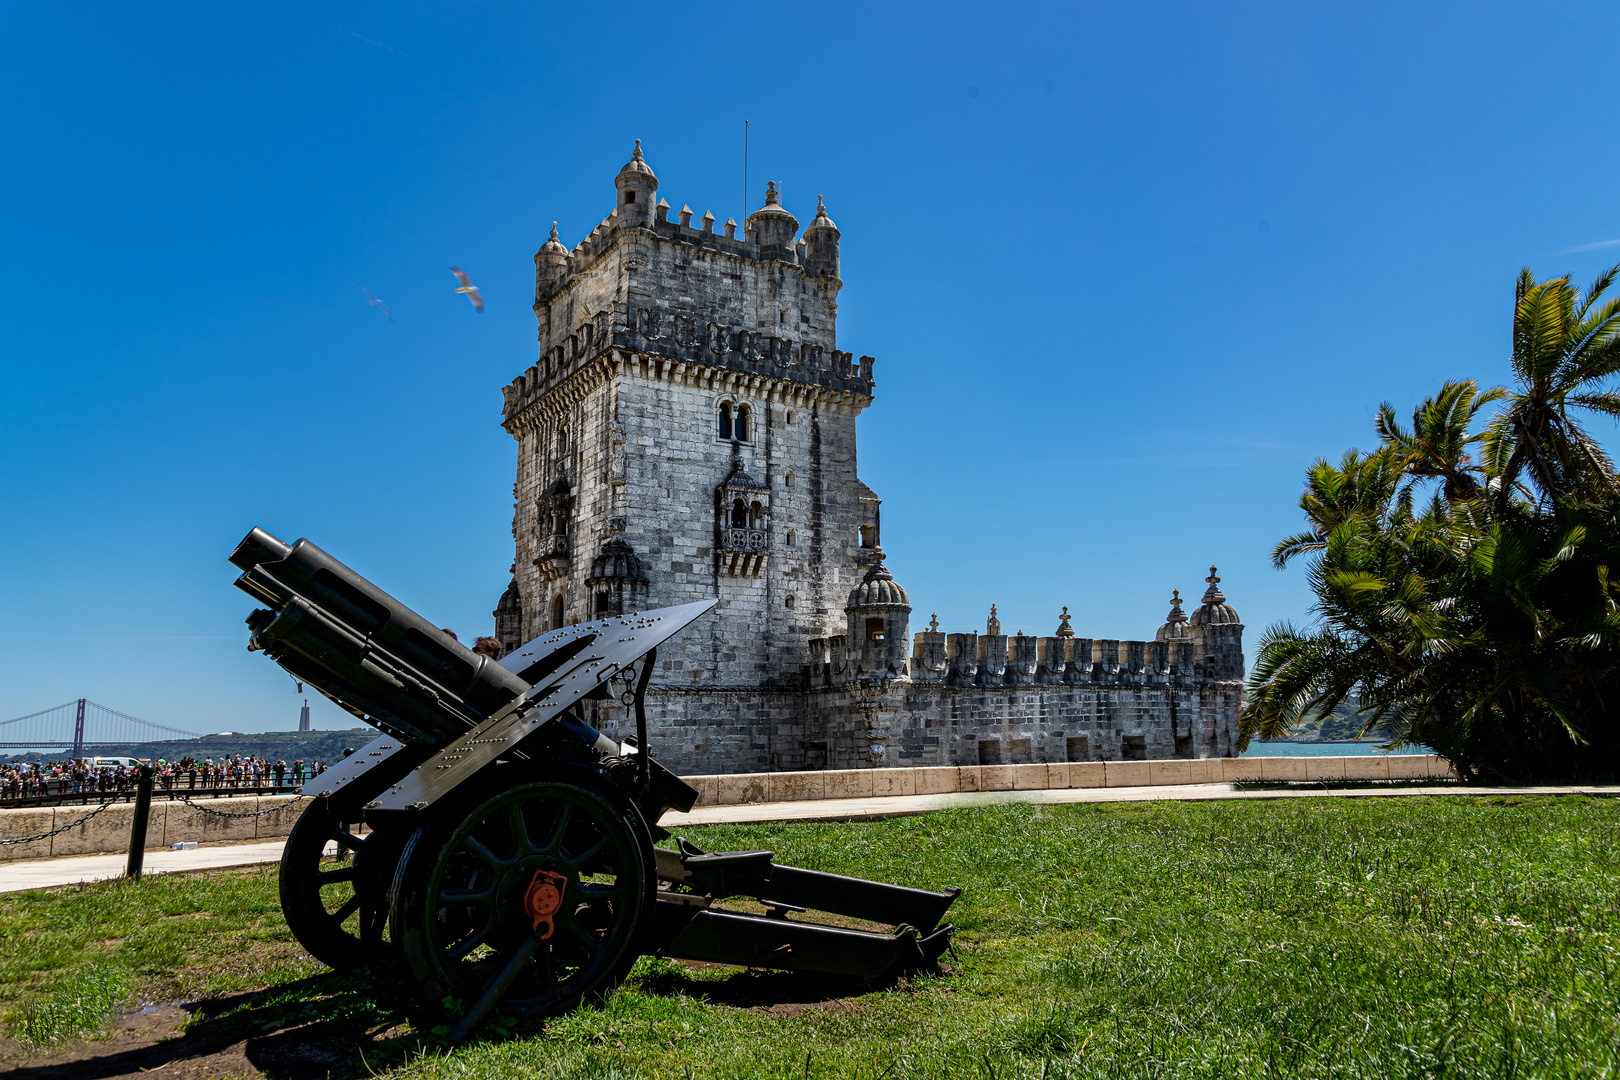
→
(230, 527, 530, 744)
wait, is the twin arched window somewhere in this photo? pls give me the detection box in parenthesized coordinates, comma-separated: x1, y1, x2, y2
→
(729, 499, 764, 529)
(718, 401, 751, 442)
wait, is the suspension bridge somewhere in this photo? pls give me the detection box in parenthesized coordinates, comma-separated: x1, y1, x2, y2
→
(0, 701, 204, 758)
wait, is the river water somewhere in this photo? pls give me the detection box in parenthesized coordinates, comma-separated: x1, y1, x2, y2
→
(1241, 740, 1429, 757)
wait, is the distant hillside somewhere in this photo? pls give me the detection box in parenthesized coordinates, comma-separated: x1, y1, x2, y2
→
(0, 728, 377, 764)
(1283, 699, 1395, 743)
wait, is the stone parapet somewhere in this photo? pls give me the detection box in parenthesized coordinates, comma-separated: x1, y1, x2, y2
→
(680, 755, 1454, 807)
(0, 795, 305, 864)
(0, 759, 1457, 863)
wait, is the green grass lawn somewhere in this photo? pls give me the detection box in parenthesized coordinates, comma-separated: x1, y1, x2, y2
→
(2, 794, 1618, 1078)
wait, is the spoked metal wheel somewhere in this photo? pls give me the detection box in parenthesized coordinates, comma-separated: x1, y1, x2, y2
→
(279, 798, 403, 971)
(391, 774, 655, 1026)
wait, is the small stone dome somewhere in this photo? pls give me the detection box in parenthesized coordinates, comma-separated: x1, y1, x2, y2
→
(1156, 589, 1189, 641)
(804, 195, 839, 236)
(1189, 567, 1241, 626)
(538, 221, 568, 259)
(588, 535, 648, 584)
(745, 181, 800, 246)
(846, 549, 911, 611)
(616, 139, 657, 183)
(495, 578, 521, 615)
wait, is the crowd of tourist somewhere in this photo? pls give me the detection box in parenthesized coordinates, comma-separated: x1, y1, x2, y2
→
(0, 755, 330, 800)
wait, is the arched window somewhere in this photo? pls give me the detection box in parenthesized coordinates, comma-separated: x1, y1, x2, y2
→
(785, 410, 794, 425)
(785, 594, 795, 609)
(731, 499, 748, 528)
(784, 470, 793, 489)
(718, 402, 733, 440)
(749, 501, 764, 528)
(786, 529, 795, 547)
(735, 405, 750, 442)
(550, 595, 565, 630)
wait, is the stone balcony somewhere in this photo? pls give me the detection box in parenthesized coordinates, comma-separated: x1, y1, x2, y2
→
(722, 528, 768, 577)
(532, 533, 570, 582)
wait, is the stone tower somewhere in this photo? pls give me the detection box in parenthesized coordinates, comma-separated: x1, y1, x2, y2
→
(496, 143, 882, 689)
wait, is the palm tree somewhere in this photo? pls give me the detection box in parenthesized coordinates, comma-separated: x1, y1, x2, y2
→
(1375, 379, 1504, 504)
(1270, 447, 1405, 568)
(1485, 266, 1620, 511)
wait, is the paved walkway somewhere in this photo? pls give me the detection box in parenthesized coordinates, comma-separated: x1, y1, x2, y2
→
(0, 780, 1612, 894)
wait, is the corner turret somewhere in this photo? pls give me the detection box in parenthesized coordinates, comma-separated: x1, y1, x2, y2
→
(803, 195, 841, 281)
(1155, 590, 1189, 641)
(534, 222, 570, 306)
(745, 181, 800, 255)
(614, 140, 659, 229)
(844, 549, 912, 680)
(1189, 567, 1244, 682)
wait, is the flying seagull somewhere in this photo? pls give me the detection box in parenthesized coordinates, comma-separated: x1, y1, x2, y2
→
(360, 285, 393, 321)
(450, 266, 484, 312)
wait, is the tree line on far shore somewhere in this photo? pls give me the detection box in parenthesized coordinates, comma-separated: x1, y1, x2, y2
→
(1242, 267, 1620, 781)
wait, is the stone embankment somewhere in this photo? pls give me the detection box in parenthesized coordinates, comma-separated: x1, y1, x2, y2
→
(0, 756, 1454, 862)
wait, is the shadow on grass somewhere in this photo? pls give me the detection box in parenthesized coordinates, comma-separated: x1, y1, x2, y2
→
(3, 969, 434, 1080)
(635, 957, 950, 1011)
(4, 959, 943, 1078)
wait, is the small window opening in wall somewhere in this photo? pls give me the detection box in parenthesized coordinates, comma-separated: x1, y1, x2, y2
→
(785, 594, 795, 609)
(625, 190, 636, 203)
(736, 404, 750, 441)
(779, 309, 788, 324)
(718, 402, 733, 440)
(859, 524, 876, 548)
(549, 595, 565, 630)
(786, 410, 794, 425)
(786, 529, 795, 547)
(785, 470, 793, 488)
(731, 499, 748, 528)
(866, 617, 886, 641)
(978, 739, 1002, 766)
(749, 500, 764, 527)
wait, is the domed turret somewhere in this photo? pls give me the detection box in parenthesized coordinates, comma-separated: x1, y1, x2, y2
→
(1189, 567, 1240, 626)
(589, 533, 647, 583)
(586, 533, 649, 617)
(844, 549, 912, 680)
(803, 194, 841, 281)
(492, 576, 523, 655)
(614, 140, 659, 228)
(847, 558, 910, 611)
(745, 181, 799, 252)
(1156, 590, 1189, 641)
(534, 221, 569, 302)
(1188, 566, 1245, 684)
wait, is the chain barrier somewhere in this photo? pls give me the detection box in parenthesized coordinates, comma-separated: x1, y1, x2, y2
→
(172, 792, 310, 819)
(0, 798, 120, 846)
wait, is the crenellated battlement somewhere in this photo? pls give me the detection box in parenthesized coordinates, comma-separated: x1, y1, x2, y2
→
(805, 575, 1245, 693)
(499, 314, 874, 427)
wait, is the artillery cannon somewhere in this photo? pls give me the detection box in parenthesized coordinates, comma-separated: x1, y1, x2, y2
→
(230, 527, 957, 1039)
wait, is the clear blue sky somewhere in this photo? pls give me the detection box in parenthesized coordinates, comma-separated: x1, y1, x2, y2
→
(4, 2, 1619, 734)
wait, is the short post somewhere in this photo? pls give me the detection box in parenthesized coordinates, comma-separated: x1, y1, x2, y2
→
(126, 765, 156, 880)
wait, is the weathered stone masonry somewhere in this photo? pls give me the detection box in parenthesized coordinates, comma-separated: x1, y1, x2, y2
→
(492, 143, 1244, 774)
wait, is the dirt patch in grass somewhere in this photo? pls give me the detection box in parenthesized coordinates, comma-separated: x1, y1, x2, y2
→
(0, 978, 424, 1080)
